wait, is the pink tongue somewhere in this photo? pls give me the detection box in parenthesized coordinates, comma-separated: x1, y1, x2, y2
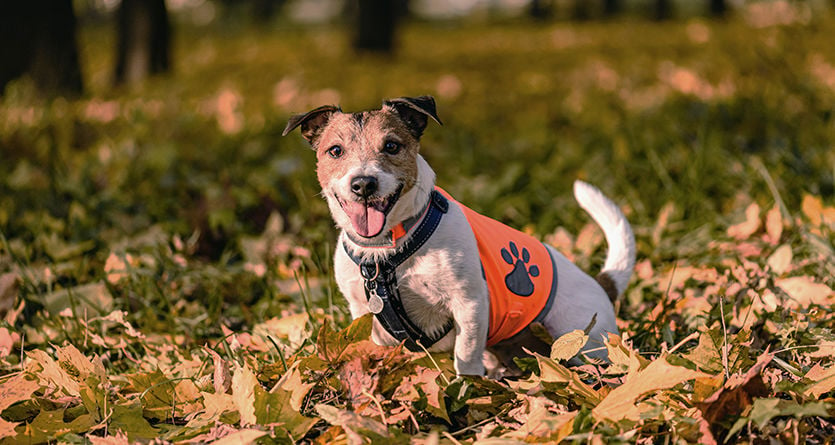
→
(343, 200, 387, 238)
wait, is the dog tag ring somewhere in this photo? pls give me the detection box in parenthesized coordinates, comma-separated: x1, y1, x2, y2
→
(368, 290, 384, 314)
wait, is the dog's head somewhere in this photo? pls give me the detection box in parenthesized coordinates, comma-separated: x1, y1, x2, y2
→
(283, 96, 442, 240)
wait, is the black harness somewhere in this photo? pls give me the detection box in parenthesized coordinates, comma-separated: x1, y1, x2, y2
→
(342, 190, 455, 352)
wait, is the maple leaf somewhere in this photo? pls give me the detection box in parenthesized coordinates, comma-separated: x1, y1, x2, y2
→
(0, 373, 40, 413)
(592, 356, 710, 422)
(316, 404, 388, 444)
(696, 352, 772, 443)
(393, 366, 449, 422)
(317, 314, 373, 364)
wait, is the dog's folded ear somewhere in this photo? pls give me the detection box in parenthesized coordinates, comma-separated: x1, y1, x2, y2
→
(383, 96, 443, 139)
(282, 105, 341, 146)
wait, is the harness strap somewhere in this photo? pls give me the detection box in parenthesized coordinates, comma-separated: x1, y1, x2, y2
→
(343, 190, 454, 352)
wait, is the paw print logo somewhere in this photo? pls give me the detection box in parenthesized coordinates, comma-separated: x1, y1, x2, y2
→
(500, 241, 539, 296)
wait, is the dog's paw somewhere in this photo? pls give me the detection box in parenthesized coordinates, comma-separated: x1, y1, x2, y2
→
(500, 241, 539, 296)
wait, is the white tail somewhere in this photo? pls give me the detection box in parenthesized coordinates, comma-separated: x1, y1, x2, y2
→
(572, 180, 636, 297)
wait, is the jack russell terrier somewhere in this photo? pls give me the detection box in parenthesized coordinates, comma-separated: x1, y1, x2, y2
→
(283, 96, 636, 377)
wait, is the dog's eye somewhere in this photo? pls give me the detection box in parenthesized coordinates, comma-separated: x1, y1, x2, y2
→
(383, 141, 401, 155)
(326, 145, 344, 158)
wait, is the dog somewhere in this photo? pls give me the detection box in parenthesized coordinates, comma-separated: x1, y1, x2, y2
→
(283, 96, 636, 377)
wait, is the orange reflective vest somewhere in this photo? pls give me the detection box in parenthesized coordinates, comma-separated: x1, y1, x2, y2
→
(437, 188, 557, 346)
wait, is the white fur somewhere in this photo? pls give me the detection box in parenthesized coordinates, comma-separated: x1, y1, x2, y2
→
(332, 158, 635, 375)
(573, 180, 636, 295)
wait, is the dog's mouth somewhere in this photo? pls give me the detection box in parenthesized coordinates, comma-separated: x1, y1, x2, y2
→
(336, 184, 403, 238)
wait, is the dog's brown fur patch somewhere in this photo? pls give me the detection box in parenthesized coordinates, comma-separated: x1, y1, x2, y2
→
(595, 272, 619, 302)
(315, 109, 421, 195)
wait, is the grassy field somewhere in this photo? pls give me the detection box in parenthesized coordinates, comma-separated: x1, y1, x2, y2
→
(1, 8, 834, 443)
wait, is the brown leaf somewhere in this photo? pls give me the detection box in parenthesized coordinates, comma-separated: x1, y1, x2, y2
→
(764, 205, 783, 244)
(696, 352, 772, 441)
(339, 356, 378, 408)
(766, 245, 792, 275)
(231, 362, 258, 426)
(727, 203, 761, 240)
(803, 364, 835, 399)
(211, 429, 268, 445)
(593, 356, 710, 422)
(775, 276, 834, 307)
(204, 346, 232, 394)
(0, 327, 20, 358)
(0, 418, 17, 440)
(0, 373, 40, 413)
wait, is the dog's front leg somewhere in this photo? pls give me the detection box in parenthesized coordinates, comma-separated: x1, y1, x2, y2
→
(449, 290, 490, 376)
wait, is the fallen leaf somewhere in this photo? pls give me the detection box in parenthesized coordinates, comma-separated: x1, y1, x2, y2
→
(696, 352, 772, 442)
(0, 418, 17, 440)
(0, 327, 20, 358)
(550, 330, 588, 362)
(764, 205, 783, 244)
(205, 347, 232, 394)
(25, 349, 80, 396)
(316, 404, 388, 442)
(766, 245, 792, 275)
(775, 276, 834, 306)
(536, 355, 601, 406)
(727, 203, 760, 240)
(231, 363, 259, 426)
(211, 429, 268, 445)
(803, 364, 835, 399)
(0, 373, 40, 413)
(108, 402, 159, 442)
(593, 356, 710, 422)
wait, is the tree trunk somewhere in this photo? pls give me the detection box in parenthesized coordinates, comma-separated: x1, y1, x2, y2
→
(604, 0, 622, 17)
(572, 0, 592, 20)
(653, 0, 673, 20)
(115, 0, 171, 86)
(0, 0, 83, 95)
(709, 0, 727, 17)
(354, 0, 396, 53)
(529, 0, 552, 20)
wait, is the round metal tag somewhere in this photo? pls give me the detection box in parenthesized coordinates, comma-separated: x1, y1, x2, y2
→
(368, 294, 384, 314)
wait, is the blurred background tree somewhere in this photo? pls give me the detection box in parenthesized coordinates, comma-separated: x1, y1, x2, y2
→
(0, 0, 83, 95)
(114, 0, 172, 86)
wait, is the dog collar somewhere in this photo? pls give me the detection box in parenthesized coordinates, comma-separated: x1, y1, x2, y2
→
(343, 193, 435, 249)
(342, 189, 453, 352)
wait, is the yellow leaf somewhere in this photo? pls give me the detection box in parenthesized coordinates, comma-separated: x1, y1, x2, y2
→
(592, 357, 711, 422)
(211, 429, 267, 445)
(775, 276, 834, 306)
(808, 340, 835, 359)
(25, 350, 80, 396)
(727, 203, 760, 240)
(231, 363, 258, 426)
(803, 364, 835, 399)
(802, 194, 823, 226)
(550, 330, 588, 362)
(766, 244, 792, 275)
(537, 355, 602, 405)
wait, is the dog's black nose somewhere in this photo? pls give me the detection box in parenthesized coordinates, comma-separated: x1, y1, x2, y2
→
(350, 176, 378, 198)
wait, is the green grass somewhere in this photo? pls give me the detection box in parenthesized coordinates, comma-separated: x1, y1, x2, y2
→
(1, 12, 834, 443)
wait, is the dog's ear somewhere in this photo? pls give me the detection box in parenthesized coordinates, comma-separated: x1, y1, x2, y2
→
(282, 105, 341, 146)
(383, 96, 443, 139)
